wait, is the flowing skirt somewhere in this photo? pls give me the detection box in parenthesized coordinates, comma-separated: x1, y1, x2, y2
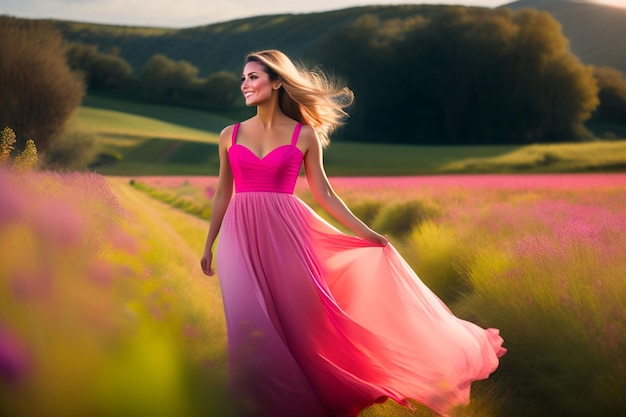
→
(215, 192, 505, 417)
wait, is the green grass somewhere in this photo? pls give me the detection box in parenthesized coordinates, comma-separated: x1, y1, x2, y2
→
(70, 95, 626, 176)
(440, 140, 626, 173)
(95, 139, 523, 176)
(322, 141, 520, 176)
(68, 106, 218, 148)
(81, 94, 241, 134)
(67, 95, 233, 174)
(68, 97, 228, 144)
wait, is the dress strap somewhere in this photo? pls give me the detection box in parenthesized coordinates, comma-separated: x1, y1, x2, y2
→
(291, 123, 302, 146)
(232, 123, 241, 147)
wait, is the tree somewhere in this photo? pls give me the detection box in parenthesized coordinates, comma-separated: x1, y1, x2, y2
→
(66, 43, 133, 90)
(0, 126, 16, 164)
(1, 127, 38, 171)
(140, 54, 199, 101)
(40, 130, 99, 171)
(315, 14, 420, 138)
(593, 67, 626, 125)
(202, 71, 240, 109)
(0, 18, 85, 151)
(13, 139, 38, 172)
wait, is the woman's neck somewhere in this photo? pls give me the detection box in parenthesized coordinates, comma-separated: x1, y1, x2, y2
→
(255, 95, 287, 128)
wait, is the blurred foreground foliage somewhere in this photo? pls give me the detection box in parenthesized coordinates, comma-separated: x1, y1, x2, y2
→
(0, 168, 233, 417)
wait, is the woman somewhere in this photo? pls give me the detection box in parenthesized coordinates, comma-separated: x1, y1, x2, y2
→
(201, 50, 505, 417)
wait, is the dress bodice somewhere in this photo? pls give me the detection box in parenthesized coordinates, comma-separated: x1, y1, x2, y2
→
(228, 123, 304, 194)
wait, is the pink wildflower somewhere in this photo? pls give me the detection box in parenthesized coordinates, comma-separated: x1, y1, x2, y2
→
(0, 324, 30, 384)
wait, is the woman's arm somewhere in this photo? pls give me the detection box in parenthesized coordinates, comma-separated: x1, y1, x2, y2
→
(301, 126, 388, 246)
(201, 126, 235, 275)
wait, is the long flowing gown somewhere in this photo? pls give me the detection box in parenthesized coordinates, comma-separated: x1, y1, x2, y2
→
(215, 123, 506, 417)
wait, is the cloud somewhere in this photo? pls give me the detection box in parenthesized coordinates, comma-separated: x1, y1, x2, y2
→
(2, 0, 256, 27)
(56, 0, 101, 3)
(1, 0, 512, 28)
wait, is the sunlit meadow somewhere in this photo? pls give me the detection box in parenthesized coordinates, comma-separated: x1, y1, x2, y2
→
(2, 168, 625, 416)
(133, 173, 626, 417)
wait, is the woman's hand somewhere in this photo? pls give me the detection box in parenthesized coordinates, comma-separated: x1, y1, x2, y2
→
(201, 250, 215, 276)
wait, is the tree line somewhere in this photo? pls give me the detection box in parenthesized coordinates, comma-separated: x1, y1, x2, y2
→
(65, 43, 240, 110)
(314, 7, 624, 143)
(2, 7, 626, 156)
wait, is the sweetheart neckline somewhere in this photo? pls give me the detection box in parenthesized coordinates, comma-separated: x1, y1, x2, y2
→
(229, 143, 304, 160)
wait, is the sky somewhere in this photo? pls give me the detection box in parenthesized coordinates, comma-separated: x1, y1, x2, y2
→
(0, 0, 624, 28)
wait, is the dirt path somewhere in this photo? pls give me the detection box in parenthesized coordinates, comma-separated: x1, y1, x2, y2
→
(107, 176, 209, 274)
(105, 176, 227, 354)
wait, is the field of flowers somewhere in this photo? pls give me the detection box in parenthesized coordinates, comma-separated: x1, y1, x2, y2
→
(133, 173, 626, 417)
(0, 168, 233, 417)
(2, 168, 625, 417)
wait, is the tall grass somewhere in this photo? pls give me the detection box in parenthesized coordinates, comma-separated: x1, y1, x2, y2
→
(0, 168, 232, 417)
(452, 199, 626, 417)
(130, 178, 213, 220)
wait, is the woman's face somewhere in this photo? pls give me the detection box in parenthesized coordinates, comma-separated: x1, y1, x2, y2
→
(241, 61, 279, 106)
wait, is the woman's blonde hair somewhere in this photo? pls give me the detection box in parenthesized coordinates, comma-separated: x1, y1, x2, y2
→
(245, 49, 354, 147)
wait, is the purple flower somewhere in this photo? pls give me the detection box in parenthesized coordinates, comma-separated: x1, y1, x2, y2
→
(0, 325, 30, 384)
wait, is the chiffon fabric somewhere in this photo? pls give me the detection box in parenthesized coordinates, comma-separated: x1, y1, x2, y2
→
(216, 123, 506, 417)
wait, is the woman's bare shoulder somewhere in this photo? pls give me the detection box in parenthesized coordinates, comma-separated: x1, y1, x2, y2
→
(220, 123, 237, 136)
(297, 125, 322, 152)
(218, 124, 239, 149)
(298, 124, 318, 143)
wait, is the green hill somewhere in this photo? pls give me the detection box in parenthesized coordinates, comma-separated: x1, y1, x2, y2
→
(501, 0, 626, 72)
(52, 5, 444, 76)
(45, 1, 625, 77)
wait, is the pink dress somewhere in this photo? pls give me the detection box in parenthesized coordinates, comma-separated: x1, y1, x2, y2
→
(215, 123, 506, 417)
